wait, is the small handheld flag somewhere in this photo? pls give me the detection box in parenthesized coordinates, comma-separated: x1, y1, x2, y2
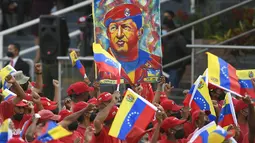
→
(207, 52, 241, 97)
(0, 65, 16, 89)
(109, 88, 157, 140)
(2, 89, 16, 101)
(69, 51, 87, 78)
(218, 92, 237, 128)
(236, 69, 255, 98)
(37, 121, 72, 142)
(0, 118, 13, 142)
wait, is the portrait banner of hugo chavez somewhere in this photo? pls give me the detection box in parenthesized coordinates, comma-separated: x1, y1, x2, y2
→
(93, 0, 162, 85)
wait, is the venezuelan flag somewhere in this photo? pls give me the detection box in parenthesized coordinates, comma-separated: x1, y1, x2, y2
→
(236, 69, 255, 98)
(218, 92, 237, 129)
(93, 43, 121, 83)
(0, 65, 16, 89)
(0, 118, 13, 143)
(190, 76, 216, 121)
(2, 89, 16, 101)
(37, 121, 71, 142)
(69, 51, 86, 78)
(207, 52, 241, 96)
(109, 88, 157, 140)
(188, 121, 217, 143)
(208, 126, 230, 143)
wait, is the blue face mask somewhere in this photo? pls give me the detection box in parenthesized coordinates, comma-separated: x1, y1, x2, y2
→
(162, 30, 167, 35)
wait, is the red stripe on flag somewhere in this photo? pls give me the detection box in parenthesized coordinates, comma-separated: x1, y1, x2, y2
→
(218, 114, 234, 127)
(228, 65, 241, 95)
(191, 101, 201, 111)
(96, 62, 119, 76)
(133, 105, 155, 129)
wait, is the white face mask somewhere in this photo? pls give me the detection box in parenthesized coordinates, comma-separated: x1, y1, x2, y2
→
(162, 30, 167, 35)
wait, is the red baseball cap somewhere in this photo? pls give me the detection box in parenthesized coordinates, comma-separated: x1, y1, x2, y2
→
(88, 97, 98, 105)
(97, 92, 112, 104)
(160, 99, 182, 111)
(41, 97, 57, 111)
(161, 117, 186, 132)
(105, 106, 118, 121)
(104, 4, 142, 29)
(67, 82, 94, 96)
(58, 110, 72, 122)
(38, 109, 60, 121)
(73, 101, 88, 113)
(8, 137, 26, 143)
(16, 100, 28, 107)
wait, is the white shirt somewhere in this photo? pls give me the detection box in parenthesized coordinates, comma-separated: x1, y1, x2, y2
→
(9, 56, 19, 67)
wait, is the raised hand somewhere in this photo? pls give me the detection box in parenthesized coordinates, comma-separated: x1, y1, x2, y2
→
(35, 63, 42, 74)
(31, 91, 41, 104)
(164, 82, 174, 93)
(5, 75, 16, 84)
(52, 79, 59, 87)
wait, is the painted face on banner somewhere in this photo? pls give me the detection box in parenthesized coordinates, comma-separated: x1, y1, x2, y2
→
(107, 19, 140, 53)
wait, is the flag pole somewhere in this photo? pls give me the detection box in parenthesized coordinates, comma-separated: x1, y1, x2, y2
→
(92, 1, 98, 80)
(116, 64, 121, 91)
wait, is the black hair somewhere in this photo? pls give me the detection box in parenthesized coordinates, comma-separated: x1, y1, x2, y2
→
(10, 43, 21, 52)
(165, 10, 175, 18)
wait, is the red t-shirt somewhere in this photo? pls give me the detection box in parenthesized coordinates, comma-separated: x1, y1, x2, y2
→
(242, 133, 255, 143)
(94, 126, 121, 143)
(12, 114, 32, 137)
(183, 121, 195, 138)
(59, 131, 81, 143)
(159, 139, 187, 143)
(0, 99, 15, 121)
(239, 122, 248, 137)
(76, 125, 95, 143)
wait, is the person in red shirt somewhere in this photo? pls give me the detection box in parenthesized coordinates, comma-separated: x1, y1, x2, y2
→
(58, 109, 83, 143)
(94, 91, 121, 143)
(0, 75, 27, 121)
(73, 101, 96, 143)
(151, 112, 187, 143)
(25, 104, 95, 143)
(160, 99, 182, 119)
(66, 82, 94, 104)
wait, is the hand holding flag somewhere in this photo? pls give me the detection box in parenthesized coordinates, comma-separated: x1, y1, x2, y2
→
(0, 65, 16, 89)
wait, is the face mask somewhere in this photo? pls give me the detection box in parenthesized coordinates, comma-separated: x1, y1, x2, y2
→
(162, 30, 167, 35)
(13, 113, 24, 121)
(171, 112, 182, 119)
(7, 52, 14, 58)
(89, 111, 97, 122)
(68, 121, 78, 131)
(217, 93, 225, 101)
(174, 129, 185, 139)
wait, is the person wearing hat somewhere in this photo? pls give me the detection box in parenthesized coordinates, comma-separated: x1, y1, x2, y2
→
(94, 91, 120, 143)
(97, 92, 112, 110)
(151, 111, 187, 143)
(67, 82, 94, 103)
(72, 101, 96, 143)
(160, 99, 183, 119)
(100, 4, 161, 84)
(25, 104, 95, 143)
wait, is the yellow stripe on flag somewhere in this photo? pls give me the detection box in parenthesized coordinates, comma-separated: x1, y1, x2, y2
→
(69, 51, 78, 66)
(109, 89, 138, 138)
(236, 69, 255, 80)
(93, 43, 119, 63)
(207, 53, 221, 85)
(50, 125, 72, 140)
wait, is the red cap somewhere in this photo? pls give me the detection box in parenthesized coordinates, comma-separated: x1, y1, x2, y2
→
(67, 82, 94, 96)
(87, 98, 98, 105)
(125, 126, 151, 143)
(16, 100, 28, 107)
(38, 110, 60, 121)
(8, 137, 26, 143)
(161, 117, 186, 132)
(159, 92, 168, 103)
(105, 106, 118, 121)
(160, 99, 182, 111)
(73, 102, 88, 113)
(97, 92, 112, 104)
(58, 110, 72, 122)
(104, 4, 142, 29)
(41, 97, 57, 111)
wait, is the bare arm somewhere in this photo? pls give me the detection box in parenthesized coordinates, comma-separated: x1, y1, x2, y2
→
(52, 80, 59, 102)
(152, 77, 165, 104)
(34, 63, 43, 92)
(25, 116, 39, 142)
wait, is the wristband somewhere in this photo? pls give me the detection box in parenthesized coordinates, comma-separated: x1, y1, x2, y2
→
(36, 72, 42, 75)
